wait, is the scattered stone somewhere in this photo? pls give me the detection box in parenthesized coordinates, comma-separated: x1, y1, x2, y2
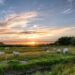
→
(20, 61, 27, 64)
(53, 48, 56, 50)
(57, 49, 61, 53)
(0, 52, 5, 56)
(13, 51, 20, 56)
(5, 47, 10, 50)
(43, 47, 49, 51)
(63, 48, 69, 54)
(46, 50, 50, 53)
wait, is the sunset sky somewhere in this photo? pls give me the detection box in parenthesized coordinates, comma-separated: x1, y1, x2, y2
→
(0, 0, 75, 45)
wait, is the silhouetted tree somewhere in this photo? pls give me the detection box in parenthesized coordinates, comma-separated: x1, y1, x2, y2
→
(71, 37, 75, 45)
(56, 37, 73, 45)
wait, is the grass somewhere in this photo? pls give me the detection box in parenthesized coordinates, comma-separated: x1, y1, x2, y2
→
(0, 46, 74, 75)
(0, 54, 74, 74)
(0, 46, 74, 61)
(33, 63, 75, 75)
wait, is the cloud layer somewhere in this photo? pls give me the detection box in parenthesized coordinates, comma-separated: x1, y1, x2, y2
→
(0, 11, 75, 45)
(0, 11, 38, 33)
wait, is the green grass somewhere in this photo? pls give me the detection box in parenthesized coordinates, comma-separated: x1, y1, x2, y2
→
(0, 46, 74, 61)
(33, 63, 75, 75)
(0, 53, 74, 74)
(0, 46, 74, 75)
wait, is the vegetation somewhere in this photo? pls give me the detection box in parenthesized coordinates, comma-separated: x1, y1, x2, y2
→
(55, 37, 75, 46)
(33, 63, 75, 75)
(0, 53, 74, 75)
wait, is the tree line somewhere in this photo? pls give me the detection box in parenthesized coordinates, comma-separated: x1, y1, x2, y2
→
(55, 37, 75, 46)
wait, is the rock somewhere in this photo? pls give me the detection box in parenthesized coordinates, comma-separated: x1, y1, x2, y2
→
(13, 51, 20, 56)
(46, 50, 50, 53)
(63, 48, 69, 54)
(0, 52, 5, 56)
(5, 47, 10, 50)
(57, 49, 61, 53)
(43, 47, 49, 51)
(20, 61, 27, 64)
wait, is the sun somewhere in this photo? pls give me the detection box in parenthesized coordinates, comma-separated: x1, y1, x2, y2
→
(27, 41, 36, 46)
(30, 41, 36, 45)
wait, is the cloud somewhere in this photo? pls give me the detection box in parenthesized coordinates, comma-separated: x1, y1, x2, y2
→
(67, 0, 74, 3)
(0, 0, 5, 4)
(0, 11, 75, 44)
(0, 25, 75, 44)
(62, 0, 74, 15)
(67, 0, 74, 8)
(0, 11, 38, 33)
(5, 12, 38, 27)
(62, 8, 72, 14)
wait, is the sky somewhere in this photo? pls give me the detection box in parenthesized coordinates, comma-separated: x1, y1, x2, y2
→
(0, 0, 75, 45)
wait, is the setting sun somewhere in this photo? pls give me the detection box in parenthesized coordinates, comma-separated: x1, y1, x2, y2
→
(26, 41, 37, 46)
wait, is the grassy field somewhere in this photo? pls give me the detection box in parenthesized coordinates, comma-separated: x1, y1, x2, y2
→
(32, 63, 75, 75)
(0, 46, 74, 61)
(0, 46, 74, 75)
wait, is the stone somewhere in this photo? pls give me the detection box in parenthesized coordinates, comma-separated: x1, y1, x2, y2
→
(63, 48, 68, 54)
(13, 51, 20, 56)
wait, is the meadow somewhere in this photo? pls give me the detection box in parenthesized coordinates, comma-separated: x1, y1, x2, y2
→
(0, 46, 74, 75)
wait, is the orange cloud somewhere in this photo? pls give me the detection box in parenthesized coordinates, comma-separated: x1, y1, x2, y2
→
(0, 26, 75, 45)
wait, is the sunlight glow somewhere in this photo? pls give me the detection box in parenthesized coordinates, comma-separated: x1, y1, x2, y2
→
(27, 41, 36, 46)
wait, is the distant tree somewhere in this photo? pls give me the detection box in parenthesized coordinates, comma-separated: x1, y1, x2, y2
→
(56, 37, 73, 45)
(71, 37, 75, 45)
